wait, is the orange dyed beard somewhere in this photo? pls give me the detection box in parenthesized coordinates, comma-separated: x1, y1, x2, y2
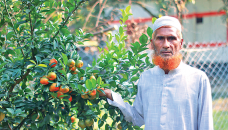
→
(152, 53, 182, 71)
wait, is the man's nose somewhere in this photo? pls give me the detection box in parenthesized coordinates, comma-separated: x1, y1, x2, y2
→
(163, 38, 170, 48)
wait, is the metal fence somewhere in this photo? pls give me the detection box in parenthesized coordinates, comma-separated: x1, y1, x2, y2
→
(181, 41, 228, 130)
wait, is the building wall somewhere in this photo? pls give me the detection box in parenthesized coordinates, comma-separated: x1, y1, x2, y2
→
(182, 0, 226, 42)
(116, 0, 227, 43)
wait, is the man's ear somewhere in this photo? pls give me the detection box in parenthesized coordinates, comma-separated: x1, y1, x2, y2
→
(180, 39, 183, 49)
(150, 39, 154, 50)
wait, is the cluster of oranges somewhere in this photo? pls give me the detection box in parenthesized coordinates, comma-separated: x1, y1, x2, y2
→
(81, 87, 104, 100)
(39, 58, 106, 127)
(39, 58, 84, 102)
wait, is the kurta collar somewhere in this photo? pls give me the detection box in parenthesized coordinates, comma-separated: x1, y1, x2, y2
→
(155, 61, 184, 76)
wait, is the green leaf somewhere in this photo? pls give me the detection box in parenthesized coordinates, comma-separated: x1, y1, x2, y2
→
(37, 64, 47, 67)
(27, 64, 35, 69)
(77, 41, 84, 45)
(91, 79, 96, 89)
(0, 94, 6, 98)
(138, 47, 148, 53)
(97, 77, 102, 85)
(147, 27, 153, 39)
(139, 34, 148, 44)
(85, 79, 92, 90)
(50, 92, 57, 98)
(34, 20, 41, 29)
(152, 17, 157, 24)
(109, 81, 116, 87)
(78, 84, 83, 92)
(115, 34, 120, 42)
(130, 46, 137, 54)
(0, 68, 6, 73)
(125, 5, 131, 13)
(25, 9, 30, 14)
(15, 109, 22, 114)
(119, 26, 124, 35)
(6, 32, 14, 39)
(6, 108, 14, 115)
(130, 76, 139, 82)
(98, 120, 104, 128)
(92, 70, 99, 73)
(139, 53, 148, 59)
(0, 62, 7, 68)
(120, 73, 128, 79)
(30, 60, 36, 65)
(145, 56, 151, 65)
(62, 53, 68, 65)
(92, 59, 96, 67)
(60, 28, 70, 36)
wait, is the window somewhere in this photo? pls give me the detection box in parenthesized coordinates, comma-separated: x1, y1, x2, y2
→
(196, 17, 203, 24)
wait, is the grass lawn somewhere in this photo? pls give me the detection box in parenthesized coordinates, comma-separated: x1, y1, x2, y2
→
(213, 98, 228, 130)
(213, 111, 228, 130)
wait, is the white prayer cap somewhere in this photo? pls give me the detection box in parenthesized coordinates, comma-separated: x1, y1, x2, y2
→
(152, 16, 182, 32)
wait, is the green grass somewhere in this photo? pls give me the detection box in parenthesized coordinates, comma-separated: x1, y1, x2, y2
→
(213, 110, 228, 130)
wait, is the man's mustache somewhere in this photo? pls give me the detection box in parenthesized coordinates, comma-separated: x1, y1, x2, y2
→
(160, 50, 173, 54)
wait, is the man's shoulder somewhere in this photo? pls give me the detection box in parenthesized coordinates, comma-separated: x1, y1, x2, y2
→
(182, 63, 208, 77)
(142, 66, 159, 75)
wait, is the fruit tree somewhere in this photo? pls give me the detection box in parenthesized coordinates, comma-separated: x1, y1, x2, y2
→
(0, 0, 154, 129)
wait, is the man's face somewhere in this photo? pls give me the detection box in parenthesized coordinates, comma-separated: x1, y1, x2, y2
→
(152, 27, 183, 59)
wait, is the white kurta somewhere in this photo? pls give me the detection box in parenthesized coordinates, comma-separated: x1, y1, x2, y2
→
(108, 62, 214, 130)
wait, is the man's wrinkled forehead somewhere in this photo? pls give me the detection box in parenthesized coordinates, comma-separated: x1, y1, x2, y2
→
(152, 16, 182, 32)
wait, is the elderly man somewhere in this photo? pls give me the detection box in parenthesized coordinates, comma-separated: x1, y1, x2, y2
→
(101, 16, 214, 130)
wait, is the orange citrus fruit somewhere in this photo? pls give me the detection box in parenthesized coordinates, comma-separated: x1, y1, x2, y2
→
(57, 91, 64, 99)
(90, 75, 96, 80)
(49, 59, 57, 67)
(71, 69, 79, 75)
(47, 72, 57, 80)
(81, 94, 89, 99)
(71, 116, 76, 123)
(69, 95, 72, 102)
(78, 120, 86, 129)
(89, 90, 96, 96)
(76, 60, 83, 68)
(85, 119, 94, 127)
(69, 66, 76, 71)
(40, 77, 49, 85)
(117, 123, 122, 129)
(67, 59, 75, 68)
(0, 112, 5, 122)
(59, 86, 69, 93)
(49, 83, 60, 92)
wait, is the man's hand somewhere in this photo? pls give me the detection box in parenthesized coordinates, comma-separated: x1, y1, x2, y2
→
(99, 89, 113, 101)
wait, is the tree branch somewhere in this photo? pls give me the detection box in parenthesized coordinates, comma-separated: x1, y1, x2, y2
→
(14, 109, 35, 130)
(6, 69, 31, 101)
(51, 0, 87, 41)
(133, 1, 159, 18)
(91, 26, 116, 36)
(95, 0, 107, 27)
(82, 1, 100, 30)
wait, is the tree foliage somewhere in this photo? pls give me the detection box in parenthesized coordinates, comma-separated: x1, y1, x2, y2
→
(0, 0, 154, 129)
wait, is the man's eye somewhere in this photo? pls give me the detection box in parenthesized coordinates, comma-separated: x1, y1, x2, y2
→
(157, 37, 164, 40)
(168, 36, 177, 40)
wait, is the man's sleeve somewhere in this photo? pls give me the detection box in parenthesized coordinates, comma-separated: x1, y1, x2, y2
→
(107, 78, 145, 127)
(198, 73, 214, 130)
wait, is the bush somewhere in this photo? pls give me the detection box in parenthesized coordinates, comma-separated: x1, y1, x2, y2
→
(0, 1, 153, 129)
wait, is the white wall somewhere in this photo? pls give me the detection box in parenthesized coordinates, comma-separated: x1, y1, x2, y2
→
(182, 0, 226, 42)
(117, 0, 227, 43)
